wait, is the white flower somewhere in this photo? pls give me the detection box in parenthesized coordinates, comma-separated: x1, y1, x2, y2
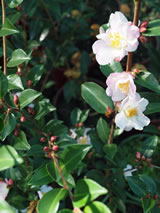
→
(92, 11, 140, 65)
(106, 72, 136, 102)
(0, 180, 9, 200)
(69, 129, 77, 139)
(77, 128, 91, 145)
(123, 164, 137, 178)
(37, 185, 53, 199)
(115, 93, 150, 131)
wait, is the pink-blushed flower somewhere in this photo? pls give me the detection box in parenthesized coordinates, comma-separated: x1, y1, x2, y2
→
(0, 180, 9, 200)
(115, 93, 150, 131)
(106, 72, 136, 102)
(92, 11, 140, 65)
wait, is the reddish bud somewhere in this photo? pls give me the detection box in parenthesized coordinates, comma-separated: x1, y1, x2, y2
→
(31, 110, 35, 116)
(16, 6, 21, 11)
(40, 137, 46, 142)
(136, 152, 141, 159)
(27, 107, 33, 114)
(13, 95, 19, 105)
(14, 129, 19, 137)
(50, 136, 57, 142)
(154, 195, 158, 200)
(146, 158, 152, 163)
(20, 116, 26, 122)
(53, 145, 59, 151)
(47, 152, 52, 159)
(75, 123, 79, 128)
(134, 159, 139, 163)
(141, 155, 146, 161)
(140, 21, 149, 28)
(139, 35, 148, 43)
(43, 146, 49, 152)
(78, 122, 83, 127)
(27, 80, 32, 88)
(16, 71, 22, 76)
(139, 27, 147, 33)
(7, 179, 14, 186)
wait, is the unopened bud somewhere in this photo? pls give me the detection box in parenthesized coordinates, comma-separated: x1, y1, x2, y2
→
(27, 80, 32, 88)
(140, 21, 149, 28)
(47, 152, 52, 158)
(7, 179, 14, 186)
(134, 159, 139, 163)
(75, 123, 79, 128)
(154, 195, 158, 200)
(139, 35, 147, 43)
(16, 6, 21, 11)
(40, 137, 46, 142)
(20, 116, 26, 122)
(43, 146, 49, 152)
(141, 155, 146, 161)
(139, 27, 147, 33)
(53, 145, 59, 151)
(13, 95, 19, 105)
(146, 158, 152, 163)
(16, 71, 22, 76)
(136, 152, 141, 159)
(78, 122, 83, 127)
(28, 107, 33, 114)
(50, 136, 57, 142)
(14, 129, 19, 137)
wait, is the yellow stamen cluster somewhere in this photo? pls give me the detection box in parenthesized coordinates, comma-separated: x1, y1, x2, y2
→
(118, 80, 130, 93)
(125, 107, 138, 117)
(109, 32, 121, 48)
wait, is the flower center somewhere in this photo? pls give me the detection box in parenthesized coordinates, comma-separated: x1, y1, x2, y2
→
(118, 80, 130, 93)
(109, 32, 122, 48)
(78, 136, 88, 144)
(125, 107, 138, 117)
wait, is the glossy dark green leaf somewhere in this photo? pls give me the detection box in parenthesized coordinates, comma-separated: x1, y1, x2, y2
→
(96, 117, 110, 143)
(1, 113, 16, 141)
(28, 65, 45, 86)
(141, 136, 158, 158)
(13, 131, 31, 150)
(58, 209, 72, 213)
(29, 166, 53, 187)
(0, 71, 8, 98)
(8, 0, 23, 8)
(143, 19, 160, 36)
(135, 71, 160, 93)
(7, 74, 24, 90)
(103, 144, 117, 160)
(142, 198, 156, 213)
(140, 175, 157, 194)
(19, 89, 41, 109)
(81, 82, 113, 113)
(37, 188, 68, 213)
(80, 51, 91, 74)
(0, 145, 23, 171)
(145, 103, 160, 115)
(126, 176, 146, 197)
(0, 18, 19, 37)
(100, 61, 123, 77)
(73, 178, 108, 208)
(7, 49, 31, 67)
(84, 201, 111, 213)
(0, 118, 4, 133)
(61, 144, 91, 173)
(0, 198, 16, 213)
(34, 99, 56, 120)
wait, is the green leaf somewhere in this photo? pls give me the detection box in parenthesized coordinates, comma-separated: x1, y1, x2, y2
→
(58, 209, 72, 213)
(100, 61, 123, 77)
(145, 103, 160, 115)
(84, 201, 111, 213)
(1, 113, 16, 141)
(0, 198, 16, 213)
(81, 82, 113, 113)
(140, 175, 157, 194)
(103, 144, 118, 160)
(37, 188, 68, 213)
(135, 71, 160, 93)
(61, 144, 91, 173)
(7, 49, 31, 67)
(73, 178, 108, 208)
(96, 117, 110, 143)
(8, 0, 23, 8)
(0, 117, 4, 133)
(143, 19, 160, 36)
(28, 65, 45, 86)
(141, 136, 158, 158)
(101, 23, 110, 31)
(29, 166, 53, 187)
(0, 145, 23, 171)
(126, 176, 146, 197)
(34, 99, 56, 120)
(0, 71, 8, 98)
(19, 89, 41, 109)
(13, 131, 31, 150)
(142, 198, 156, 213)
(7, 74, 24, 90)
(80, 51, 91, 74)
(0, 18, 19, 37)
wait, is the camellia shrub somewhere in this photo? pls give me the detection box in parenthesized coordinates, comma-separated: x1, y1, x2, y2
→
(0, 0, 160, 213)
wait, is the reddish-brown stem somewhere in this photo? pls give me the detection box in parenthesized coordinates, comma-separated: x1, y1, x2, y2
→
(1, 0, 7, 75)
(108, 118, 115, 144)
(126, 0, 142, 71)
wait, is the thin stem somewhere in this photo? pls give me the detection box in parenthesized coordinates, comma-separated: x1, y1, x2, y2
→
(108, 118, 115, 144)
(126, 0, 142, 71)
(1, 0, 7, 75)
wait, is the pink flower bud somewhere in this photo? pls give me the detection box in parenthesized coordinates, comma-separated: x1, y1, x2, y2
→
(139, 35, 147, 43)
(20, 116, 26, 122)
(140, 21, 149, 28)
(7, 179, 14, 186)
(140, 27, 147, 33)
(16, 71, 22, 76)
(27, 80, 32, 88)
(14, 129, 19, 137)
(50, 136, 57, 142)
(141, 155, 146, 161)
(43, 146, 49, 152)
(27, 107, 33, 114)
(154, 195, 158, 200)
(40, 137, 46, 142)
(136, 152, 141, 159)
(47, 152, 52, 159)
(13, 95, 19, 105)
(53, 145, 59, 151)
